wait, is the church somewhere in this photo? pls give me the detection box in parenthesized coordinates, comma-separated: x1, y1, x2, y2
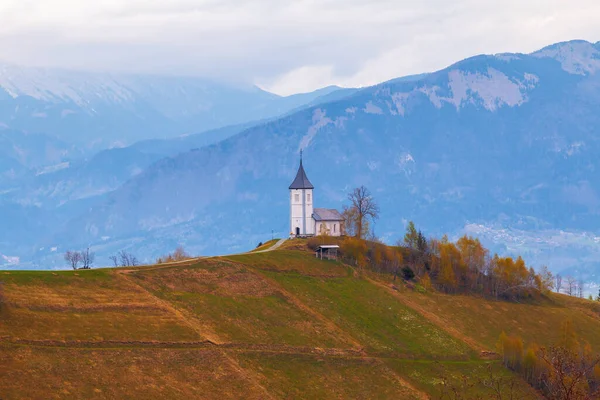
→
(289, 156, 344, 237)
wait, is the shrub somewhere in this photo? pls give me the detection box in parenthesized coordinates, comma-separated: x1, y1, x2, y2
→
(156, 246, 190, 264)
(306, 237, 322, 251)
(340, 237, 368, 267)
(401, 266, 415, 281)
(256, 242, 263, 248)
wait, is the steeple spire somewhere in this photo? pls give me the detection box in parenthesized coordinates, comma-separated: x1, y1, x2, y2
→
(289, 152, 314, 189)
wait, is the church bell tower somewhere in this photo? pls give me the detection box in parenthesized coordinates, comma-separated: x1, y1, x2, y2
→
(289, 152, 314, 237)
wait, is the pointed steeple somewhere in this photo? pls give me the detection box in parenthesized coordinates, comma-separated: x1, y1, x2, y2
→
(289, 151, 314, 189)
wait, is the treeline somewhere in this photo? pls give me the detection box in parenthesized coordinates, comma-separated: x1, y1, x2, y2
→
(330, 186, 554, 301)
(498, 322, 600, 399)
(309, 220, 554, 301)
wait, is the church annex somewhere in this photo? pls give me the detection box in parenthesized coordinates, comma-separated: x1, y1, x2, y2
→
(289, 156, 343, 237)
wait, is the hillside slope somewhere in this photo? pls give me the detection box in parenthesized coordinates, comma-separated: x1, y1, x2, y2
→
(3, 242, 599, 398)
(49, 40, 600, 282)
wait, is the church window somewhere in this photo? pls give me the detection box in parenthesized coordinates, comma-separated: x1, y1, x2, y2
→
(334, 224, 336, 233)
(294, 194, 300, 202)
(307, 193, 311, 202)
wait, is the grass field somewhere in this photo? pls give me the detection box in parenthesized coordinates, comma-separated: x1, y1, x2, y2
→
(3, 242, 589, 398)
(369, 273, 600, 351)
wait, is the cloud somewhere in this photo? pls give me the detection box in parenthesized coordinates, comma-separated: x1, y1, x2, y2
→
(0, 0, 599, 95)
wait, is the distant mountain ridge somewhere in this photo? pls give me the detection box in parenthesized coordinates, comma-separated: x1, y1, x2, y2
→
(0, 64, 345, 148)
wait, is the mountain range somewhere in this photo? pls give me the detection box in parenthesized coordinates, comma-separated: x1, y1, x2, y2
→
(2, 40, 600, 287)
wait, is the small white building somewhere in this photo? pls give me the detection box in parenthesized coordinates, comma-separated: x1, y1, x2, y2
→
(289, 157, 344, 237)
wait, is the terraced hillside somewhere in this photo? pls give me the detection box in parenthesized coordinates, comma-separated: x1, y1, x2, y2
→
(2, 240, 599, 398)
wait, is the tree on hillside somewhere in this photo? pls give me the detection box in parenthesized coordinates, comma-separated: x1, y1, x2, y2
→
(119, 251, 139, 267)
(538, 266, 554, 294)
(578, 279, 585, 298)
(403, 221, 418, 249)
(346, 186, 379, 240)
(64, 251, 82, 270)
(565, 276, 577, 296)
(156, 246, 191, 264)
(555, 274, 563, 293)
(110, 251, 139, 267)
(341, 206, 360, 238)
(109, 255, 118, 267)
(80, 248, 95, 269)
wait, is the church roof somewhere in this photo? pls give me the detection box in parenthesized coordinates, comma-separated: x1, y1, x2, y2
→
(313, 208, 343, 221)
(289, 160, 314, 189)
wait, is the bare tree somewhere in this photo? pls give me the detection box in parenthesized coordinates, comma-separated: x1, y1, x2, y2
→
(565, 276, 577, 296)
(346, 186, 379, 240)
(538, 345, 600, 400)
(80, 248, 95, 269)
(578, 279, 585, 298)
(118, 250, 139, 267)
(555, 274, 563, 293)
(64, 250, 82, 270)
(109, 255, 118, 268)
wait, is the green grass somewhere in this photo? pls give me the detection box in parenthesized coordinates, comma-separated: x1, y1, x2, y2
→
(162, 291, 351, 347)
(227, 250, 349, 277)
(236, 352, 422, 400)
(385, 288, 600, 351)
(130, 259, 353, 348)
(263, 271, 475, 359)
(0, 269, 113, 285)
(386, 360, 539, 399)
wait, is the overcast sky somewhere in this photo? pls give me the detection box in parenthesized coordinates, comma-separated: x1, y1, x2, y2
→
(0, 0, 599, 95)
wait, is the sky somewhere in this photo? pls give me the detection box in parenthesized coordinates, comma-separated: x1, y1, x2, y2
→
(0, 0, 599, 95)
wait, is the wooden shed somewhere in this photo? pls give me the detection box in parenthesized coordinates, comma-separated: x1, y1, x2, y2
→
(315, 245, 340, 260)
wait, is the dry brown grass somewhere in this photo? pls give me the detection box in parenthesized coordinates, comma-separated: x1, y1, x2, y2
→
(133, 260, 278, 298)
(0, 345, 266, 400)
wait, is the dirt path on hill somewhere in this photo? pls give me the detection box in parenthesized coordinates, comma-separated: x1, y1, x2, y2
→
(365, 276, 490, 355)
(252, 238, 287, 253)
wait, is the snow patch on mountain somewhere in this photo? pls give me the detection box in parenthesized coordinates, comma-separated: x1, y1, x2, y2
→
(495, 53, 522, 62)
(533, 41, 600, 75)
(364, 101, 384, 115)
(388, 69, 537, 113)
(0, 64, 134, 106)
(298, 108, 333, 150)
(447, 68, 536, 111)
(391, 93, 410, 115)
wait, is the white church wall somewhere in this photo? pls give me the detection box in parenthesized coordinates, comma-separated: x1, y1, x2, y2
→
(314, 220, 342, 237)
(290, 188, 314, 236)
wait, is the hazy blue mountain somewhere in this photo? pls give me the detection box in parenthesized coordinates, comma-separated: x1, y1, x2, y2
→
(3, 120, 266, 209)
(0, 65, 347, 149)
(0, 128, 80, 189)
(6, 40, 600, 285)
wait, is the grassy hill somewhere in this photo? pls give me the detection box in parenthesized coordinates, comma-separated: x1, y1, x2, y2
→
(2, 240, 600, 399)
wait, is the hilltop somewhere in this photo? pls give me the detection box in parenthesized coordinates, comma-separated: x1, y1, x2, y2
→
(2, 239, 599, 398)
